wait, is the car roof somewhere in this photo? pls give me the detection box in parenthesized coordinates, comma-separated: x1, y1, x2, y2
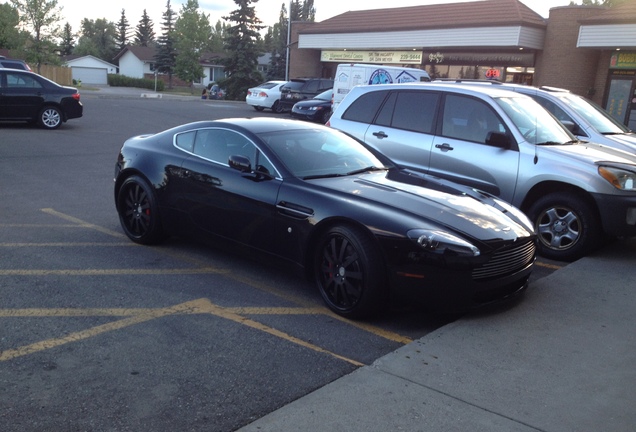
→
(350, 81, 531, 99)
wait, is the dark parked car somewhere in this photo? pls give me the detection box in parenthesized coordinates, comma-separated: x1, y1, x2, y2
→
(114, 118, 536, 318)
(0, 56, 31, 71)
(278, 78, 334, 111)
(291, 89, 333, 123)
(0, 68, 82, 129)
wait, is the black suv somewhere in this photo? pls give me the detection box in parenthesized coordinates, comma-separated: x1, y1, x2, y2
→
(0, 56, 31, 71)
(278, 78, 333, 111)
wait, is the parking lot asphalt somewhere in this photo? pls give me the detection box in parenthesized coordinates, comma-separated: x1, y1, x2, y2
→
(237, 236, 636, 431)
(82, 86, 635, 430)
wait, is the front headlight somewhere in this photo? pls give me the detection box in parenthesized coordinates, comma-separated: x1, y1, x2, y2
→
(598, 166, 636, 191)
(407, 229, 480, 257)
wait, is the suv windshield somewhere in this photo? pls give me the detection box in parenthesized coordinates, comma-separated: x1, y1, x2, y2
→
(495, 96, 574, 145)
(557, 93, 630, 135)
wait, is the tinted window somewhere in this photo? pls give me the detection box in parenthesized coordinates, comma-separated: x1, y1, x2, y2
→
(175, 131, 195, 152)
(6, 72, 43, 89)
(341, 90, 389, 123)
(442, 95, 506, 144)
(282, 81, 304, 91)
(388, 91, 439, 133)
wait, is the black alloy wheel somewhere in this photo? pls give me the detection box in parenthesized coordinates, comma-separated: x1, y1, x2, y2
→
(314, 225, 387, 318)
(117, 176, 166, 245)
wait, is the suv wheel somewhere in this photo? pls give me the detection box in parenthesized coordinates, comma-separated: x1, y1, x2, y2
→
(527, 192, 600, 262)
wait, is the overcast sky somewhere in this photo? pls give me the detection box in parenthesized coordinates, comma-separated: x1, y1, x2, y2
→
(1, 0, 574, 34)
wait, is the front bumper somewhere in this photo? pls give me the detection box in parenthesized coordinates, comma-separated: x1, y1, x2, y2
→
(591, 192, 636, 237)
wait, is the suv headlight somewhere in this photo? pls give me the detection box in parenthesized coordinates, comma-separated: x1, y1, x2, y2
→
(598, 166, 636, 191)
(407, 229, 480, 257)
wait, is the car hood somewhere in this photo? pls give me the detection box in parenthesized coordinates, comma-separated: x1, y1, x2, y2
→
(540, 140, 636, 166)
(310, 172, 534, 242)
(601, 132, 636, 153)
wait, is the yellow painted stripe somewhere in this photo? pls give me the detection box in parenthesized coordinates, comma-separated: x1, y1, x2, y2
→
(41, 208, 125, 238)
(0, 268, 230, 276)
(0, 243, 134, 247)
(0, 298, 365, 367)
(535, 261, 563, 270)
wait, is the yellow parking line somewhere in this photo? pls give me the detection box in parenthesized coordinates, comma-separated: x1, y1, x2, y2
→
(41, 208, 125, 238)
(0, 298, 365, 367)
(0, 268, 230, 276)
(0, 242, 134, 247)
(535, 261, 563, 270)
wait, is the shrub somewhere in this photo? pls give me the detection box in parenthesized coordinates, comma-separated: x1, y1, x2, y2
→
(107, 74, 164, 91)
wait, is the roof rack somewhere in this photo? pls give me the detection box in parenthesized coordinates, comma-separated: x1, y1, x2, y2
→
(433, 78, 503, 85)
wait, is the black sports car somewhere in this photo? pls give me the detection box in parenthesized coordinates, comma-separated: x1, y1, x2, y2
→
(114, 118, 536, 318)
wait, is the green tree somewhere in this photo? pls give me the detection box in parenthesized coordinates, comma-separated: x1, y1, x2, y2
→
(59, 22, 74, 55)
(569, 0, 629, 5)
(174, 0, 211, 92)
(207, 19, 228, 53)
(0, 3, 24, 50)
(264, 4, 287, 80)
(155, 0, 178, 88)
(134, 9, 155, 47)
(9, 0, 63, 71)
(116, 9, 130, 51)
(74, 18, 117, 62)
(221, 0, 265, 100)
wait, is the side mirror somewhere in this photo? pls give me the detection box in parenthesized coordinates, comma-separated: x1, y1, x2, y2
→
(485, 131, 512, 149)
(229, 155, 251, 173)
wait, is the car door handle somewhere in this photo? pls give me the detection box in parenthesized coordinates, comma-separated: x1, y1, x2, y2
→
(372, 131, 388, 139)
(435, 143, 454, 151)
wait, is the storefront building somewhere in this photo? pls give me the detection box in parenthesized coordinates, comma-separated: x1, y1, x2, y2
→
(288, 0, 636, 127)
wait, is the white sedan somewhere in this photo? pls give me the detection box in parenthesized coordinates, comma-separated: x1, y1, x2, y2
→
(246, 80, 288, 113)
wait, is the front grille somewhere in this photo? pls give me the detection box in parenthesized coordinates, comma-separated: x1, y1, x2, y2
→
(472, 239, 536, 281)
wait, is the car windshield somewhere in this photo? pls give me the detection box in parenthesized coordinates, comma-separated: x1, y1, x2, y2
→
(557, 93, 630, 135)
(495, 96, 574, 145)
(314, 89, 333, 101)
(257, 127, 386, 179)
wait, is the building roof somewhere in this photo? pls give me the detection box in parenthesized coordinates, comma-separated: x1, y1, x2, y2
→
(113, 45, 156, 62)
(299, 0, 546, 35)
(578, 1, 636, 25)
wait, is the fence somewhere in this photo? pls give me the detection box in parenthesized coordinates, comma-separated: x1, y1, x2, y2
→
(38, 65, 73, 86)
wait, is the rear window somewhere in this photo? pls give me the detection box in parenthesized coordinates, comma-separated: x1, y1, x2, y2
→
(341, 91, 389, 123)
(256, 82, 280, 89)
(282, 81, 305, 91)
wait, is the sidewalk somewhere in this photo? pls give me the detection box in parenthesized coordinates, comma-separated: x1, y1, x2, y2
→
(239, 238, 636, 431)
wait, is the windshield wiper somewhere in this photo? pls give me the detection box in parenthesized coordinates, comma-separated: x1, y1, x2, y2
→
(302, 173, 346, 180)
(536, 141, 568, 146)
(346, 166, 387, 175)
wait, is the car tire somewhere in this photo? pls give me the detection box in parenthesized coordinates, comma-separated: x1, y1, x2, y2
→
(253, 106, 265, 112)
(314, 224, 388, 318)
(527, 192, 601, 262)
(117, 176, 166, 245)
(39, 106, 62, 129)
(272, 101, 285, 114)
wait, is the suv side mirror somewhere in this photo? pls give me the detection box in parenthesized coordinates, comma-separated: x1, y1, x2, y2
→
(485, 131, 512, 149)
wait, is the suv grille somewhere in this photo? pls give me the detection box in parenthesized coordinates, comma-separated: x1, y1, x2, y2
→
(472, 240, 536, 281)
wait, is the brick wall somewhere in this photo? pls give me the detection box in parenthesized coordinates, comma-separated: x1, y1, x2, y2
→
(536, 6, 606, 99)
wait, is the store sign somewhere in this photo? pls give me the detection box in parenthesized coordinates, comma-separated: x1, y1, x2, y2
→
(610, 51, 636, 69)
(321, 51, 423, 64)
(424, 52, 534, 67)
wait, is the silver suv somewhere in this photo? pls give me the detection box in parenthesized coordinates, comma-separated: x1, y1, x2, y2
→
(440, 80, 636, 153)
(328, 82, 636, 261)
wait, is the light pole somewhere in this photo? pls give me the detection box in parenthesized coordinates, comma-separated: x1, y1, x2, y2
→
(285, 0, 291, 81)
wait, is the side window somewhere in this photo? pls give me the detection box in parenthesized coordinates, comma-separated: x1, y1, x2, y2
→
(531, 96, 580, 129)
(6, 73, 42, 89)
(193, 129, 244, 164)
(341, 90, 389, 123)
(442, 95, 506, 144)
(387, 91, 439, 133)
(175, 131, 196, 152)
